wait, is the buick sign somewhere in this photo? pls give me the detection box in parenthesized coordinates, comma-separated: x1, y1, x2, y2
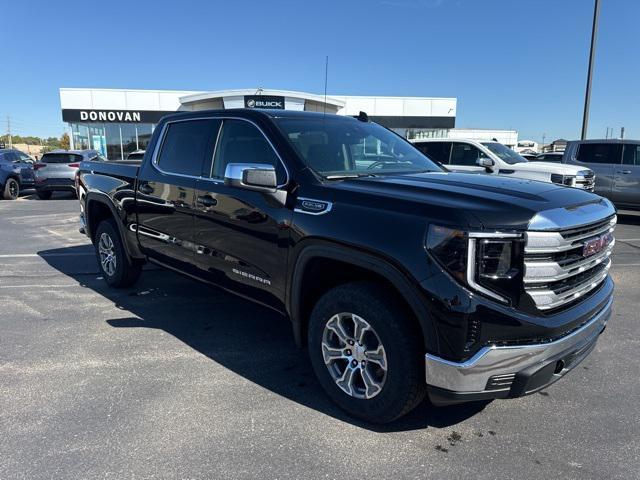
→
(244, 95, 285, 109)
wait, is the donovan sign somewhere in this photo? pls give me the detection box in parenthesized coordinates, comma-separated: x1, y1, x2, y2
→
(61, 109, 168, 123)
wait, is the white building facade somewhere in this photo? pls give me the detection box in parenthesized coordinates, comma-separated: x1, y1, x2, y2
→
(59, 87, 515, 159)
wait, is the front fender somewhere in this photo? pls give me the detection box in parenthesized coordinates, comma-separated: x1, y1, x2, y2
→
(287, 239, 437, 352)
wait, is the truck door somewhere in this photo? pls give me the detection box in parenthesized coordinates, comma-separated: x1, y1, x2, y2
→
(135, 118, 221, 273)
(192, 118, 291, 310)
(612, 143, 640, 207)
(573, 143, 620, 199)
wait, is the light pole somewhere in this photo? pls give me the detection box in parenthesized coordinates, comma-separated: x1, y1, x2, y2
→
(581, 0, 601, 140)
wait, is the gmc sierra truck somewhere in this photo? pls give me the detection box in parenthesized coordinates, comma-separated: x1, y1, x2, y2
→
(77, 109, 616, 424)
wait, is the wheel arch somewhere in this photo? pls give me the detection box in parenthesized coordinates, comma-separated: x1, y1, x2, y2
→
(288, 240, 436, 352)
(85, 192, 144, 262)
(2, 174, 21, 198)
(4, 174, 21, 187)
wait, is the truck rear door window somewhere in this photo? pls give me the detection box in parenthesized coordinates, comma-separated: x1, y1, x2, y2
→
(414, 142, 451, 164)
(577, 143, 621, 164)
(157, 120, 219, 177)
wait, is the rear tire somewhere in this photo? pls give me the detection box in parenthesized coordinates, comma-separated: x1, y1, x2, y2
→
(2, 178, 19, 200)
(36, 190, 52, 200)
(308, 281, 426, 424)
(94, 219, 142, 288)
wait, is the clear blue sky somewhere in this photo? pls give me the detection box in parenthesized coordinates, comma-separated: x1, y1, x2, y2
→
(2, 0, 639, 143)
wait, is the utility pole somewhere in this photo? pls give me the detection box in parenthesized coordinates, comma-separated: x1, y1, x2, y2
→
(621, 127, 625, 139)
(581, 0, 601, 140)
(542, 133, 546, 152)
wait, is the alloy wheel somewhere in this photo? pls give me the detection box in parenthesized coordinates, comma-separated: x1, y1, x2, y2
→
(98, 232, 117, 277)
(8, 180, 18, 199)
(321, 312, 388, 399)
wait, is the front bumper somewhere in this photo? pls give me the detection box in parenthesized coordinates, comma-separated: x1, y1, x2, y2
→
(425, 294, 612, 405)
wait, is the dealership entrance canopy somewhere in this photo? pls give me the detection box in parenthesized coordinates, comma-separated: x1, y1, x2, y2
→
(60, 87, 457, 160)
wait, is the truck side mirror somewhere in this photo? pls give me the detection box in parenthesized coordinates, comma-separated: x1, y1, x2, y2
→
(224, 163, 278, 193)
(477, 158, 494, 169)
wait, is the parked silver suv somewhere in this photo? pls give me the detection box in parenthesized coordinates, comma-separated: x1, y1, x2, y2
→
(34, 150, 103, 199)
(563, 139, 640, 209)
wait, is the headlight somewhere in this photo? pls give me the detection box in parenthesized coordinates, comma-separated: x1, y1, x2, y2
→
(425, 225, 468, 282)
(426, 225, 524, 305)
(551, 174, 576, 187)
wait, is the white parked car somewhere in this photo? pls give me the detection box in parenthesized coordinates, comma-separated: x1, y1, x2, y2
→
(412, 138, 595, 191)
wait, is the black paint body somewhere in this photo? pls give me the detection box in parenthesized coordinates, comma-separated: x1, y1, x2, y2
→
(78, 109, 614, 363)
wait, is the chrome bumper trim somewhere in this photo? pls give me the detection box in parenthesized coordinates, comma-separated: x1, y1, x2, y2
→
(424, 295, 612, 393)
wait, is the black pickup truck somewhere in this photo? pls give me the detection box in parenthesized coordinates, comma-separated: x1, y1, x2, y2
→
(77, 109, 616, 423)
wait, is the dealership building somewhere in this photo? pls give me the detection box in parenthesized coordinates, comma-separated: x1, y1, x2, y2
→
(59, 87, 515, 160)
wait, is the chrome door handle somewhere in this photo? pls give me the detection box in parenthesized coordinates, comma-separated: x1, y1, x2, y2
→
(617, 170, 632, 174)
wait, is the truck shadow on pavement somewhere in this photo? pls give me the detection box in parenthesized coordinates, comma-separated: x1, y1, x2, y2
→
(39, 246, 489, 433)
(617, 211, 640, 226)
(20, 191, 77, 200)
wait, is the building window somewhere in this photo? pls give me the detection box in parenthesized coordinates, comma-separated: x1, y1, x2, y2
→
(68, 122, 156, 160)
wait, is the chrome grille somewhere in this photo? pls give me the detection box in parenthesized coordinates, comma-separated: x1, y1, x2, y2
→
(575, 172, 595, 191)
(523, 215, 616, 310)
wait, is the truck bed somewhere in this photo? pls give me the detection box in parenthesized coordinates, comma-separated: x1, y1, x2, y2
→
(80, 160, 141, 180)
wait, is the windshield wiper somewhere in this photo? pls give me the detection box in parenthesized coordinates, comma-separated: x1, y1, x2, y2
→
(325, 173, 378, 179)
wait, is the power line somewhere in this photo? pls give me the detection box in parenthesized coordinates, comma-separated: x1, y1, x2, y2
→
(0, 118, 65, 129)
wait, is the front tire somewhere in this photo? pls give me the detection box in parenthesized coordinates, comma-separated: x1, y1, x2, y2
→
(2, 178, 19, 200)
(94, 219, 142, 288)
(308, 282, 426, 424)
(36, 190, 53, 200)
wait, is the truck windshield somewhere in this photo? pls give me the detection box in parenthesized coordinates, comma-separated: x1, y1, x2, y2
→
(275, 117, 441, 177)
(481, 142, 528, 165)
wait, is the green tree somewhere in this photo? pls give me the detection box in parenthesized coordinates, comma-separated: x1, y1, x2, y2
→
(60, 133, 70, 150)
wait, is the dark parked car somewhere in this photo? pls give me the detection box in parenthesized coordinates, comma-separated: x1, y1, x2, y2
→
(0, 148, 35, 200)
(563, 139, 640, 209)
(519, 152, 539, 161)
(534, 152, 564, 162)
(77, 109, 615, 423)
(126, 150, 146, 161)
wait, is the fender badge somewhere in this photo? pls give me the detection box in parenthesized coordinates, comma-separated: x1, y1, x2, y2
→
(295, 197, 333, 215)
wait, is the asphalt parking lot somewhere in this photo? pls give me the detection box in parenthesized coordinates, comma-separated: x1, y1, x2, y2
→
(1, 192, 639, 480)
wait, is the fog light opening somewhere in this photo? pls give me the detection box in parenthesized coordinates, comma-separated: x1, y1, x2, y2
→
(554, 360, 565, 374)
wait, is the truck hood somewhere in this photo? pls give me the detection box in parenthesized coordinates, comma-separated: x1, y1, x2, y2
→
(329, 172, 603, 230)
(509, 161, 591, 175)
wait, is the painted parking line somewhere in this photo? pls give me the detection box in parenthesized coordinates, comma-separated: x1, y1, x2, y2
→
(0, 253, 94, 258)
(0, 284, 79, 289)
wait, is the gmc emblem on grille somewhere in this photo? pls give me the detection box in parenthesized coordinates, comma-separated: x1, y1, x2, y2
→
(583, 232, 613, 257)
